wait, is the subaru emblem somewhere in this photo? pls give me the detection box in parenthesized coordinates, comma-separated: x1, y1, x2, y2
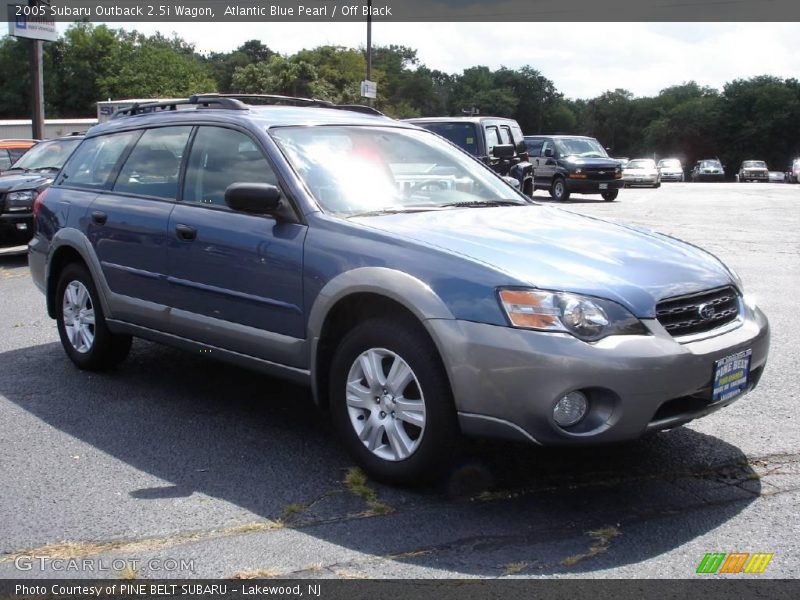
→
(698, 303, 715, 320)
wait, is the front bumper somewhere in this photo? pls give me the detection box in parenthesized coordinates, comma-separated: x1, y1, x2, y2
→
(695, 173, 725, 181)
(741, 172, 768, 181)
(565, 178, 624, 194)
(0, 213, 33, 246)
(660, 172, 683, 181)
(623, 175, 659, 186)
(428, 305, 769, 445)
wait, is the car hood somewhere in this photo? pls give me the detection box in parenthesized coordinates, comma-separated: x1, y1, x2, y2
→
(562, 156, 620, 168)
(351, 206, 733, 318)
(0, 172, 52, 193)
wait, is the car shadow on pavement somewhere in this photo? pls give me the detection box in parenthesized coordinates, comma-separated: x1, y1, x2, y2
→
(0, 340, 761, 576)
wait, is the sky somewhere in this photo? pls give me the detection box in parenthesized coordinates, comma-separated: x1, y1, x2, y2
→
(87, 22, 800, 99)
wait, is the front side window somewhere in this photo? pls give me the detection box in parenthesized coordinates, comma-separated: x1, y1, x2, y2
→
(484, 126, 501, 153)
(58, 131, 139, 189)
(183, 127, 278, 207)
(114, 127, 192, 200)
(270, 125, 526, 216)
(524, 139, 544, 156)
(0, 150, 10, 170)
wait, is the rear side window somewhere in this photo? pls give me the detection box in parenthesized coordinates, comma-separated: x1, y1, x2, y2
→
(0, 150, 10, 170)
(114, 127, 192, 200)
(183, 127, 278, 207)
(418, 123, 478, 156)
(499, 126, 513, 145)
(59, 132, 138, 189)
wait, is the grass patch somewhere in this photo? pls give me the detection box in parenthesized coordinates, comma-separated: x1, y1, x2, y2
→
(344, 467, 393, 516)
(560, 526, 621, 567)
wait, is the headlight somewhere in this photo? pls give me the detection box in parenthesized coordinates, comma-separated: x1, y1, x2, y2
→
(498, 289, 648, 341)
(569, 168, 587, 179)
(5, 190, 35, 212)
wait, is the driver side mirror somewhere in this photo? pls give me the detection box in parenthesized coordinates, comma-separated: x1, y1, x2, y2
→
(225, 183, 287, 218)
(544, 147, 554, 158)
(492, 144, 515, 159)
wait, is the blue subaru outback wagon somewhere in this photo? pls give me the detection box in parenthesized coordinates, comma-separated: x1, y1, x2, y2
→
(29, 95, 770, 484)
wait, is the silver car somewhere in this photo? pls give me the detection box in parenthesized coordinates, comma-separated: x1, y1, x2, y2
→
(623, 158, 661, 187)
(658, 158, 685, 182)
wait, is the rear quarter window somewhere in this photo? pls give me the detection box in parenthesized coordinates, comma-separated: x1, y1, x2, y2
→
(419, 123, 479, 156)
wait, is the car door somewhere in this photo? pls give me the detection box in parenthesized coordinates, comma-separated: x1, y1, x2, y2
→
(536, 139, 557, 189)
(87, 127, 192, 326)
(166, 125, 307, 365)
(483, 124, 503, 172)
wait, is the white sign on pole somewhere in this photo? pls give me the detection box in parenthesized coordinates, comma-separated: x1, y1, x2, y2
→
(7, 4, 58, 42)
(360, 80, 378, 99)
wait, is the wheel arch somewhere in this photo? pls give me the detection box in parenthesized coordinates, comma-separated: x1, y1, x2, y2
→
(307, 268, 455, 409)
(46, 230, 111, 319)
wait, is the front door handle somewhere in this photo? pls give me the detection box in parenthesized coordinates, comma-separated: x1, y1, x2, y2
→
(175, 224, 197, 241)
(90, 210, 107, 225)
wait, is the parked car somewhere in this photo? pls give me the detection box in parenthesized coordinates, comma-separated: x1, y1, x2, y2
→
(768, 171, 786, 183)
(622, 158, 661, 188)
(657, 158, 685, 182)
(691, 159, 725, 182)
(0, 139, 38, 172)
(404, 117, 533, 196)
(30, 94, 770, 484)
(787, 158, 800, 183)
(523, 135, 623, 201)
(737, 160, 769, 183)
(0, 135, 83, 249)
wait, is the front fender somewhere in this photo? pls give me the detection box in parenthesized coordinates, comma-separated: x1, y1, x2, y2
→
(306, 267, 455, 403)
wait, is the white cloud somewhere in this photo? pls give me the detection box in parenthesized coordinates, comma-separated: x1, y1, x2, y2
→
(76, 22, 800, 99)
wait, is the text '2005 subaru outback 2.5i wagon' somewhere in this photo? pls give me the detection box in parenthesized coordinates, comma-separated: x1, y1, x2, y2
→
(29, 95, 770, 484)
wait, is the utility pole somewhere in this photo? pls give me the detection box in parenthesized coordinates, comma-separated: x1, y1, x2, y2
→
(366, 0, 372, 83)
(30, 37, 44, 139)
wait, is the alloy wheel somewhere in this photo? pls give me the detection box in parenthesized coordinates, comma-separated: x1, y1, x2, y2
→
(62, 280, 95, 354)
(345, 348, 426, 461)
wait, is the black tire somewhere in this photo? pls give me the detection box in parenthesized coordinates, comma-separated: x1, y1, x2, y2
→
(55, 262, 132, 371)
(601, 190, 619, 201)
(329, 318, 459, 485)
(551, 177, 570, 202)
(654, 181, 661, 189)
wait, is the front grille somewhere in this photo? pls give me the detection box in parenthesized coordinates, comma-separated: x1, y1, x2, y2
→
(584, 168, 617, 181)
(656, 286, 740, 338)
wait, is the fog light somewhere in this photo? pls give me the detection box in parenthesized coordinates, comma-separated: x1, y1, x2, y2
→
(16, 223, 28, 230)
(553, 391, 588, 427)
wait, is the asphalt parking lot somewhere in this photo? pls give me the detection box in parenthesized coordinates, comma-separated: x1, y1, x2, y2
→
(0, 182, 798, 579)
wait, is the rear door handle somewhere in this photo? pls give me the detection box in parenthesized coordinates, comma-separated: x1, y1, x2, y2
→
(90, 210, 107, 225)
(175, 224, 197, 241)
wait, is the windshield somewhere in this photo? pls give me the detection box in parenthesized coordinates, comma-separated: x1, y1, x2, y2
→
(700, 160, 722, 168)
(419, 122, 479, 156)
(11, 138, 81, 171)
(555, 138, 608, 158)
(742, 161, 766, 168)
(270, 126, 526, 216)
(658, 159, 681, 168)
(626, 159, 656, 169)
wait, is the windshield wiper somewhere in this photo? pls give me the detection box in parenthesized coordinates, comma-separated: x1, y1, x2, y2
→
(346, 206, 441, 218)
(439, 199, 527, 208)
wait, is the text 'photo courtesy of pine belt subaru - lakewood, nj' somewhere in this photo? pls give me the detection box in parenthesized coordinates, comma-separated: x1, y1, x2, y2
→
(29, 95, 770, 485)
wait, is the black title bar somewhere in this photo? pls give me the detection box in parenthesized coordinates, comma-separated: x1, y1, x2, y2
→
(9, 0, 800, 22)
